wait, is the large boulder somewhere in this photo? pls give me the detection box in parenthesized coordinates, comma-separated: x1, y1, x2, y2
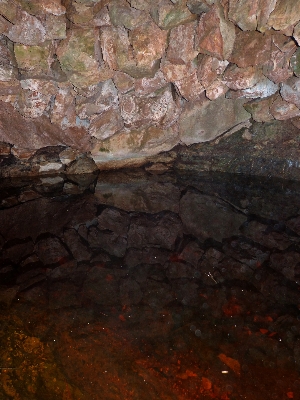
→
(179, 96, 251, 145)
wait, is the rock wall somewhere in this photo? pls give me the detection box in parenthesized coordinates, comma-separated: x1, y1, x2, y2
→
(0, 0, 300, 175)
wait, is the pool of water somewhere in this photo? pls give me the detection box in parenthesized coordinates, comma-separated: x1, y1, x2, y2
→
(0, 169, 300, 400)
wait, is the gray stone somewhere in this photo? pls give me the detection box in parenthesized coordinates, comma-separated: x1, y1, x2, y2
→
(179, 96, 251, 145)
(66, 155, 98, 175)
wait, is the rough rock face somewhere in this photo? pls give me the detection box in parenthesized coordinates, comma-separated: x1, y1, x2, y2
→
(0, 0, 299, 174)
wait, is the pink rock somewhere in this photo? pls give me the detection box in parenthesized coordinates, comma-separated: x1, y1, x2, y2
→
(16, 79, 57, 118)
(161, 60, 196, 82)
(0, 101, 91, 151)
(94, 6, 111, 27)
(50, 84, 77, 128)
(119, 85, 180, 129)
(6, 11, 46, 45)
(268, 0, 300, 31)
(129, 20, 167, 75)
(174, 71, 205, 102)
(262, 33, 296, 83)
(89, 107, 124, 140)
(76, 79, 119, 120)
(280, 77, 300, 109)
(227, 77, 278, 99)
(134, 71, 167, 96)
(100, 26, 119, 70)
(196, 3, 235, 60)
(270, 96, 300, 120)
(205, 78, 229, 100)
(229, 30, 272, 68)
(197, 55, 228, 89)
(167, 21, 198, 65)
(223, 65, 263, 90)
(0, 80, 21, 96)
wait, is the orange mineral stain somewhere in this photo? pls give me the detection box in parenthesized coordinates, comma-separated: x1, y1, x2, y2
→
(218, 353, 241, 376)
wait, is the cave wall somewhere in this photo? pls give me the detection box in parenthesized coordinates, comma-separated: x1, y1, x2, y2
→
(0, 0, 300, 176)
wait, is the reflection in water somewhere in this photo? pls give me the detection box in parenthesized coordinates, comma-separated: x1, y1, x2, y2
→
(0, 170, 300, 399)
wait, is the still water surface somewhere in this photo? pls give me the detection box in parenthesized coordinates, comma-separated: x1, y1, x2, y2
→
(0, 170, 300, 399)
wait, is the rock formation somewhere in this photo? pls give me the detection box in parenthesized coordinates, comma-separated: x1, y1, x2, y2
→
(0, 0, 299, 175)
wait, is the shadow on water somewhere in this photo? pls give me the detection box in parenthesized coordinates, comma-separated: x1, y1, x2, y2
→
(0, 169, 300, 399)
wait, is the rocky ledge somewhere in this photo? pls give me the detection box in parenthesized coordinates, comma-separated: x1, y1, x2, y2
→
(0, 0, 300, 177)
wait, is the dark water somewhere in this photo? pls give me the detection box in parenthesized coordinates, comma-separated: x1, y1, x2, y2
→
(0, 169, 300, 400)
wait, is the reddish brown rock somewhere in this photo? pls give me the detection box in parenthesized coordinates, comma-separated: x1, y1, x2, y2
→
(229, 30, 272, 68)
(0, 101, 91, 151)
(197, 55, 228, 89)
(174, 71, 205, 102)
(16, 79, 57, 118)
(161, 60, 196, 82)
(205, 78, 229, 100)
(270, 96, 300, 120)
(166, 21, 198, 65)
(268, 0, 300, 31)
(89, 107, 124, 140)
(0, 141, 11, 155)
(129, 20, 167, 77)
(262, 33, 296, 83)
(101, 22, 167, 79)
(100, 26, 119, 70)
(280, 77, 300, 109)
(76, 79, 119, 120)
(134, 71, 167, 96)
(196, 3, 235, 60)
(50, 83, 77, 128)
(223, 65, 263, 90)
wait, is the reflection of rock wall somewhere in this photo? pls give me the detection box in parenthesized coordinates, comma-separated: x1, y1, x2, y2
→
(0, 0, 300, 172)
